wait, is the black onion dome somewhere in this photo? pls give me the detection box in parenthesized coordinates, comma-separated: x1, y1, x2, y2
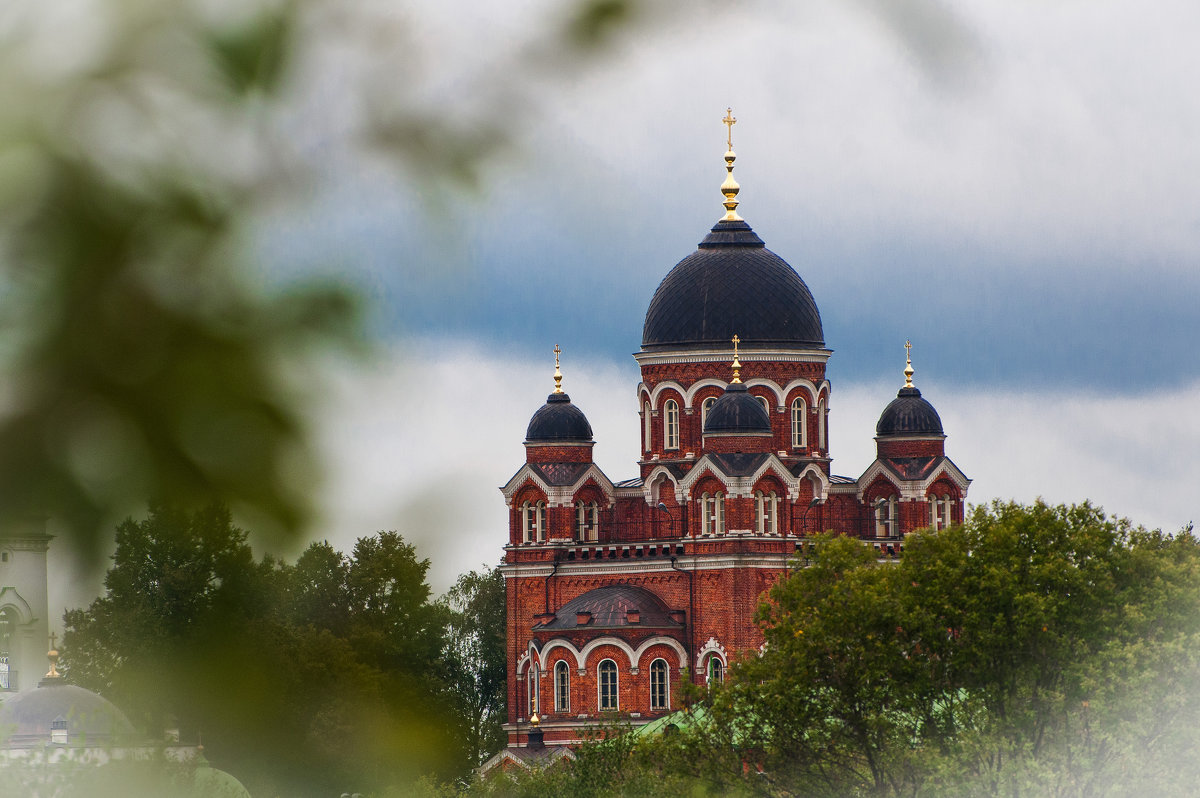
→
(876, 386, 944, 437)
(525, 393, 594, 443)
(703, 382, 772, 435)
(642, 219, 824, 351)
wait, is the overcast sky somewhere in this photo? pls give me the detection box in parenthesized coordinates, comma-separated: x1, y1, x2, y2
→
(45, 0, 1200, 609)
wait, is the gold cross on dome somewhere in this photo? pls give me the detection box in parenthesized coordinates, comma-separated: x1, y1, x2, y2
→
(723, 108, 737, 151)
(904, 339, 915, 388)
(553, 344, 563, 394)
(48, 631, 57, 650)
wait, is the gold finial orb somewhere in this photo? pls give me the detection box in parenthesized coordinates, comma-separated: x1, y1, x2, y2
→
(731, 334, 743, 384)
(44, 632, 61, 679)
(904, 340, 915, 388)
(530, 713, 540, 728)
(720, 107, 743, 222)
(553, 344, 563, 394)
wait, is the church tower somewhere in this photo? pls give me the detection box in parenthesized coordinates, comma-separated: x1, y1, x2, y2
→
(492, 113, 970, 761)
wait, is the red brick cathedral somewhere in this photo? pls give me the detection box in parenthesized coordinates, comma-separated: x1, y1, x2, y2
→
(498, 124, 970, 754)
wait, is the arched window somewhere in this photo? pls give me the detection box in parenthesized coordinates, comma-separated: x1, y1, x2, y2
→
(875, 496, 897, 538)
(643, 402, 652, 452)
(554, 661, 570, 713)
(817, 397, 827, 450)
(650, 658, 670, 711)
(756, 395, 770, 415)
(598, 659, 619, 711)
(701, 492, 724, 536)
(790, 397, 807, 448)
(755, 490, 778, 535)
(706, 657, 724, 685)
(929, 494, 953, 530)
(664, 400, 680, 450)
(522, 501, 546, 543)
(527, 664, 539, 716)
(701, 396, 717, 429)
(576, 500, 599, 541)
(0, 607, 15, 691)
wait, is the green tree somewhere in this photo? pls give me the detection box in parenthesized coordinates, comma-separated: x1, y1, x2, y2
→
(441, 566, 508, 766)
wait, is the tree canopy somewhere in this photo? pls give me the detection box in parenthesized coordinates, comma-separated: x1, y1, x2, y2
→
(61, 503, 506, 797)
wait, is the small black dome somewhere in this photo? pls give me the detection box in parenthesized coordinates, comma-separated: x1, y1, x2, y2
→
(703, 382, 772, 435)
(642, 219, 824, 352)
(0, 682, 136, 747)
(525, 393, 593, 443)
(876, 386, 944, 437)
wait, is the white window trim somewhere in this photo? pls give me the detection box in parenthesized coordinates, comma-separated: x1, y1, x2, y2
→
(528, 664, 539, 716)
(650, 658, 670, 711)
(817, 398, 827, 450)
(791, 397, 807, 448)
(554, 660, 570, 713)
(701, 492, 724, 536)
(643, 403, 652, 452)
(755, 491, 779, 535)
(598, 659, 619, 711)
(664, 400, 680, 450)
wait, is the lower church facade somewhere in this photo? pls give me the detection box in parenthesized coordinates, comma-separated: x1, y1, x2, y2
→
(498, 129, 970, 754)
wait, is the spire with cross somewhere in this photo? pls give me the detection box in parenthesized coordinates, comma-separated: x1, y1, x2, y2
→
(904, 340, 914, 388)
(720, 108, 743, 222)
(553, 344, 563, 394)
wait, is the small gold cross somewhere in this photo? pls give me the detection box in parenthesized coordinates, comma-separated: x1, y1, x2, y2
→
(731, 334, 743, 383)
(723, 108, 737, 151)
(49, 631, 58, 650)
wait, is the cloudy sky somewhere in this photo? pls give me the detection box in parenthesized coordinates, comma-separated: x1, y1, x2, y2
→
(39, 0, 1200, 607)
(258, 0, 1200, 593)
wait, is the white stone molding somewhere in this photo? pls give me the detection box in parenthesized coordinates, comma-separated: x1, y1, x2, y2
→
(695, 637, 728, 670)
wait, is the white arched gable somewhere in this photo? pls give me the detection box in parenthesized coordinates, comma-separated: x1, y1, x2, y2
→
(780, 377, 821, 406)
(855, 462, 906, 501)
(632, 636, 689, 672)
(500, 469, 553, 507)
(695, 637, 728, 670)
(792, 463, 831, 500)
(649, 381, 688, 410)
(683, 378, 728, 409)
(515, 651, 532, 677)
(746, 458, 802, 494)
(0, 588, 34, 626)
(536, 638, 583, 672)
(924, 460, 972, 492)
(643, 466, 683, 505)
(742, 378, 784, 408)
(577, 636, 638, 671)
(678, 460, 730, 498)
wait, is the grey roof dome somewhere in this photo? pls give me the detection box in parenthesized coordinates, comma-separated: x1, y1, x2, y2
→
(876, 386, 944, 437)
(537, 584, 681, 630)
(0, 682, 136, 747)
(703, 382, 772, 435)
(525, 393, 593, 443)
(642, 219, 824, 352)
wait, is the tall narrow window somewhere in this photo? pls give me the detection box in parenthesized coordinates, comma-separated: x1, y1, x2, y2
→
(706, 657, 724, 685)
(664, 400, 680, 450)
(875, 497, 897, 537)
(598, 660, 618, 711)
(701, 396, 717, 429)
(650, 658, 669, 711)
(522, 501, 546, 543)
(50, 717, 67, 744)
(701, 492, 724, 536)
(554, 661, 570, 713)
(576, 501, 599, 541)
(756, 395, 770, 415)
(755, 491, 778, 535)
(527, 665, 539, 716)
(929, 495, 953, 529)
(643, 403, 652, 452)
(0, 656, 9, 691)
(817, 397, 827, 450)
(791, 398, 807, 448)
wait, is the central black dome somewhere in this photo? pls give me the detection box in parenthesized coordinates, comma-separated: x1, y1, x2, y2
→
(642, 219, 824, 351)
(876, 386, 944, 437)
(703, 382, 772, 435)
(525, 393, 593, 443)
